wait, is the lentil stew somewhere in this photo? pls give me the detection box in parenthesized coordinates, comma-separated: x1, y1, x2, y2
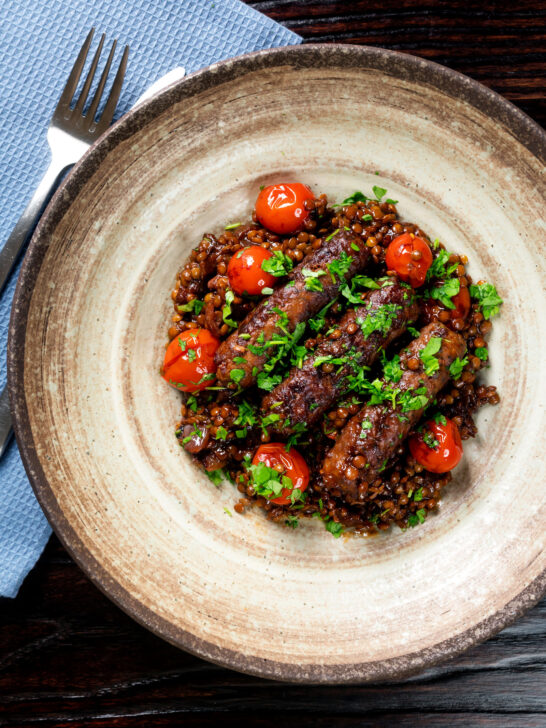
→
(161, 183, 502, 537)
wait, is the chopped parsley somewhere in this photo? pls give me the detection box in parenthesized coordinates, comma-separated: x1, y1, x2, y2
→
(360, 419, 372, 438)
(341, 191, 368, 205)
(215, 426, 228, 441)
(430, 412, 447, 425)
(178, 337, 187, 352)
(407, 508, 427, 527)
(327, 251, 353, 283)
(230, 368, 246, 385)
(261, 250, 293, 278)
(449, 356, 469, 380)
(225, 222, 242, 230)
(285, 515, 299, 529)
(206, 469, 225, 487)
(182, 423, 203, 445)
(177, 298, 205, 315)
(358, 303, 401, 339)
(351, 241, 361, 252)
(325, 228, 340, 242)
(187, 348, 197, 363)
(261, 287, 274, 295)
(474, 347, 488, 361)
(426, 249, 459, 281)
(419, 336, 443, 376)
(256, 372, 282, 391)
(430, 278, 460, 309)
(469, 282, 503, 320)
(222, 289, 238, 328)
(381, 352, 403, 383)
(407, 325, 420, 338)
(324, 519, 344, 537)
(413, 487, 424, 502)
(243, 456, 305, 504)
(308, 298, 337, 333)
(302, 268, 326, 292)
(422, 431, 439, 449)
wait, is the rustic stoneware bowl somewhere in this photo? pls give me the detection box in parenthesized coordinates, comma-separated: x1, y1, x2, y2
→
(8, 45, 546, 683)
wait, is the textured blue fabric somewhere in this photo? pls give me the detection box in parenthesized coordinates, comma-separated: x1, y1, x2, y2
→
(0, 0, 300, 598)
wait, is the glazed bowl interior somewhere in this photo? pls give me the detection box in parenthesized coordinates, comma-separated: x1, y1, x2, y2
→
(9, 45, 546, 683)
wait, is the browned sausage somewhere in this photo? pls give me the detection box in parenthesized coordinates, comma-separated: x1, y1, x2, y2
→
(215, 230, 370, 389)
(320, 323, 466, 504)
(261, 281, 419, 435)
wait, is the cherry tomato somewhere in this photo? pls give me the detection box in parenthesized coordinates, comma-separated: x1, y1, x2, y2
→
(409, 418, 463, 474)
(227, 245, 276, 296)
(252, 443, 310, 505)
(421, 282, 471, 327)
(385, 232, 433, 287)
(162, 328, 219, 392)
(255, 182, 314, 234)
(451, 285, 471, 321)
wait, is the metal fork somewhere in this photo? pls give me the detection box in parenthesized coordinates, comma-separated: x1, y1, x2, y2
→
(0, 29, 128, 457)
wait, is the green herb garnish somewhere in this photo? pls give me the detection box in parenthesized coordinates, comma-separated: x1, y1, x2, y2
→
(469, 282, 503, 320)
(419, 336, 443, 376)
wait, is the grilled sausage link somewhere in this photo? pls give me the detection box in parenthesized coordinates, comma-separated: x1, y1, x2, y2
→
(320, 323, 466, 504)
(215, 230, 370, 389)
(261, 281, 419, 435)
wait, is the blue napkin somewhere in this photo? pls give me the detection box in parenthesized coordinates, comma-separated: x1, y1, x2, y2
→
(0, 0, 300, 598)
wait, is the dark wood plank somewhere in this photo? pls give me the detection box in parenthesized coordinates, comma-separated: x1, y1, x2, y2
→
(1, 2, 545, 726)
(248, 0, 546, 126)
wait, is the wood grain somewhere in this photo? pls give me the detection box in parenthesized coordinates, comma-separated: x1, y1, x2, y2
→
(1, 1, 545, 725)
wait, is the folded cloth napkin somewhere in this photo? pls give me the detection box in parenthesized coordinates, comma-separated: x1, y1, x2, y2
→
(0, 0, 300, 598)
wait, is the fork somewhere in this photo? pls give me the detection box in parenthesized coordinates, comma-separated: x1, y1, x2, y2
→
(0, 29, 128, 456)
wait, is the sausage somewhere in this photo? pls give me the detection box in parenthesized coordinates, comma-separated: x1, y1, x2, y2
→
(320, 323, 466, 504)
(261, 281, 420, 435)
(215, 230, 370, 389)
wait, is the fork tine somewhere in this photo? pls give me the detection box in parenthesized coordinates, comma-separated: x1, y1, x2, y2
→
(95, 44, 129, 132)
(85, 39, 116, 123)
(55, 28, 95, 112)
(72, 33, 105, 117)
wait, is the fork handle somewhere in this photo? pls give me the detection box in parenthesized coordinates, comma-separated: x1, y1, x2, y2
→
(0, 157, 69, 296)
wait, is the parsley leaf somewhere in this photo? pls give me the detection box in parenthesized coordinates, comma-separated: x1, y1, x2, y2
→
(327, 251, 353, 283)
(430, 278, 460, 309)
(357, 303, 401, 339)
(381, 352, 403, 383)
(302, 268, 326, 292)
(426, 249, 459, 281)
(324, 519, 344, 537)
(256, 372, 282, 392)
(372, 185, 386, 200)
(407, 508, 427, 527)
(222, 289, 238, 328)
(230, 368, 246, 385)
(308, 298, 337, 333)
(215, 426, 228, 441)
(449, 356, 468, 380)
(419, 336, 443, 376)
(474, 347, 488, 361)
(177, 299, 205, 315)
(341, 191, 368, 205)
(225, 222, 242, 230)
(469, 282, 503, 320)
(285, 515, 299, 529)
(261, 250, 293, 278)
(206, 469, 225, 487)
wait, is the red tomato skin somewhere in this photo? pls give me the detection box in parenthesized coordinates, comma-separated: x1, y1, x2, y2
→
(252, 443, 310, 505)
(409, 419, 463, 474)
(162, 328, 219, 392)
(385, 233, 433, 287)
(451, 286, 471, 321)
(255, 183, 314, 234)
(227, 245, 276, 296)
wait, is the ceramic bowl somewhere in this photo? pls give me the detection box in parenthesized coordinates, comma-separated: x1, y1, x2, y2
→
(8, 45, 546, 683)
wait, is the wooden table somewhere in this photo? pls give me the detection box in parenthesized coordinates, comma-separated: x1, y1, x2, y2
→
(1, 2, 545, 725)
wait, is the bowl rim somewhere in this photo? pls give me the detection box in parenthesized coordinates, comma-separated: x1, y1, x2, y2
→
(8, 42, 546, 684)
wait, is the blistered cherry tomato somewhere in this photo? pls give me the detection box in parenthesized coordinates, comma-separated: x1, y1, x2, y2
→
(162, 328, 219, 392)
(252, 443, 310, 505)
(409, 418, 463, 474)
(227, 245, 276, 296)
(385, 232, 433, 287)
(255, 182, 314, 234)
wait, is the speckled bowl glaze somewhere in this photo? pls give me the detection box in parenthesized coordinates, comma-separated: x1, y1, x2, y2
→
(8, 45, 546, 683)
